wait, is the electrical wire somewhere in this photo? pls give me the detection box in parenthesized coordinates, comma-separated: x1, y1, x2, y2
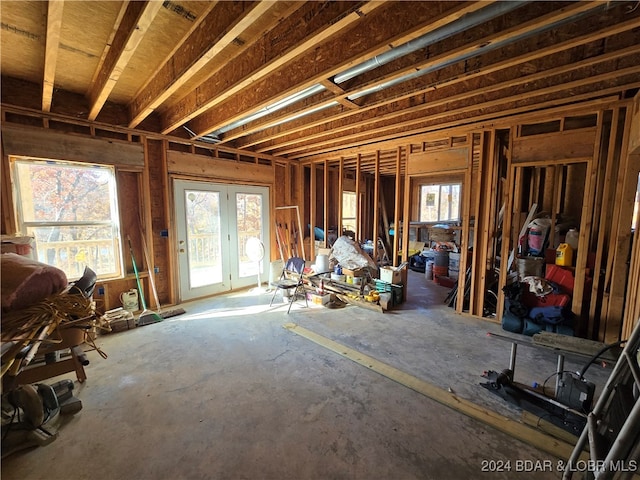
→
(578, 340, 626, 379)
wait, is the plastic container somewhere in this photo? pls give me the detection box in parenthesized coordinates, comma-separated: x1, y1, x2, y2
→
(565, 229, 579, 250)
(425, 261, 434, 280)
(315, 254, 329, 274)
(556, 243, 573, 267)
(434, 249, 449, 267)
(120, 289, 139, 312)
(433, 265, 448, 282)
(516, 257, 545, 280)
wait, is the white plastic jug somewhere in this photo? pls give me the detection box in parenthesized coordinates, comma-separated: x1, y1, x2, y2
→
(120, 289, 139, 312)
(566, 228, 579, 250)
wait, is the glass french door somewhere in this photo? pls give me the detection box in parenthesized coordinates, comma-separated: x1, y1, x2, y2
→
(174, 180, 269, 301)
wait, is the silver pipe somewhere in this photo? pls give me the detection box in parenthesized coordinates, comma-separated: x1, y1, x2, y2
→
(347, 5, 602, 101)
(334, 1, 528, 84)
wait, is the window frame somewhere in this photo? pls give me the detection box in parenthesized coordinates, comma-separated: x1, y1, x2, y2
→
(11, 156, 124, 280)
(418, 182, 462, 223)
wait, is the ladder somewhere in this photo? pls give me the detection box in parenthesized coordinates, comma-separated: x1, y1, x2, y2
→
(563, 318, 640, 480)
(376, 237, 389, 265)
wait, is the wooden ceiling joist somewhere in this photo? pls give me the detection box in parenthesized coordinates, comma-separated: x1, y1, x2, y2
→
(42, 0, 64, 112)
(160, 1, 385, 135)
(87, 0, 163, 121)
(181, 1, 490, 138)
(236, 10, 640, 155)
(1, 0, 638, 159)
(269, 48, 640, 157)
(129, 0, 291, 128)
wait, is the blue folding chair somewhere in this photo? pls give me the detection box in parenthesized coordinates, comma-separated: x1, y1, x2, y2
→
(269, 257, 308, 313)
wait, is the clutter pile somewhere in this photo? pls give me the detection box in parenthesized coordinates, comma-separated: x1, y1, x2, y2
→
(301, 236, 407, 312)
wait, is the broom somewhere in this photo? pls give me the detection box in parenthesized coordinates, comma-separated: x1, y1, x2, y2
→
(128, 236, 162, 326)
(138, 226, 185, 319)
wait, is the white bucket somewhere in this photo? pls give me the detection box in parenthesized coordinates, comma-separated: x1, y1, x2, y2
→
(269, 260, 284, 285)
(315, 254, 329, 274)
(120, 289, 139, 312)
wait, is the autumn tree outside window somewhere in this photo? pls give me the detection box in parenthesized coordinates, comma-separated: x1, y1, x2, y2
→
(12, 158, 123, 279)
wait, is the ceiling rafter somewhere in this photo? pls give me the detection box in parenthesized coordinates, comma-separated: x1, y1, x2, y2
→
(183, 1, 492, 138)
(162, 2, 382, 133)
(2, 0, 639, 160)
(259, 42, 640, 156)
(160, 0, 386, 135)
(285, 75, 640, 159)
(217, 0, 601, 147)
(129, 1, 295, 128)
(87, 0, 163, 121)
(232, 6, 640, 152)
(42, 0, 64, 112)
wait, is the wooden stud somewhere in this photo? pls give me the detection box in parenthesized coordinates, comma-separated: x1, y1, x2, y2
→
(393, 147, 402, 265)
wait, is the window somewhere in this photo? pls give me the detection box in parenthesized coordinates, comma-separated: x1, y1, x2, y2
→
(419, 183, 461, 222)
(342, 191, 357, 233)
(12, 158, 122, 279)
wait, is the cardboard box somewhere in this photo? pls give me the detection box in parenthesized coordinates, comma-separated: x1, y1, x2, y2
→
(380, 266, 402, 285)
(342, 267, 365, 277)
(308, 293, 331, 305)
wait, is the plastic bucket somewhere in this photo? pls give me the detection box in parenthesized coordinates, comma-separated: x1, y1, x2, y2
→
(516, 257, 544, 280)
(434, 249, 449, 267)
(433, 265, 448, 282)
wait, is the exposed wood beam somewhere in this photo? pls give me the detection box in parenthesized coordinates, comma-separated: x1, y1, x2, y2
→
(128, 1, 295, 128)
(267, 47, 639, 156)
(42, 0, 64, 112)
(236, 1, 625, 151)
(87, 1, 162, 121)
(183, 1, 491, 137)
(161, 1, 385, 135)
(284, 78, 639, 159)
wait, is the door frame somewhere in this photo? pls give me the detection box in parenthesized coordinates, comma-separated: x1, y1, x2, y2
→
(173, 179, 270, 302)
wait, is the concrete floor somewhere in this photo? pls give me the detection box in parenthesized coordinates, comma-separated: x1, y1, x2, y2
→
(2, 270, 613, 480)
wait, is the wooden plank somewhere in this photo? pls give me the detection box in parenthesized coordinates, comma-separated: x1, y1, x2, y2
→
(407, 147, 469, 175)
(572, 115, 602, 332)
(604, 108, 637, 342)
(512, 129, 597, 164)
(42, 0, 64, 112)
(373, 151, 380, 249)
(310, 163, 316, 260)
(88, 1, 163, 120)
(401, 147, 411, 263)
(130, 1, 284, 127)
(592, 108, 620, 337)
(393, 147, 402, 265)
(283, 322, 583, 461)
(521, 411, 579, 446)
(532, 332, 619, 363)
(324, 159, 329, 248)
(166, 150, 272, 184)
(355, 153, 361, 242)
(457, 138, 473, 313)
(167, 0, 388, 134)
(1, 124, 144, 167)
(338, 157, 344, 237)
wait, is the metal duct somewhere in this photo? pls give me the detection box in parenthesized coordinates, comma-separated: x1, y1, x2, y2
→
(347, 5, 604, 101)
(207, 83, 327, 138)
(333, 1, 528, 85)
